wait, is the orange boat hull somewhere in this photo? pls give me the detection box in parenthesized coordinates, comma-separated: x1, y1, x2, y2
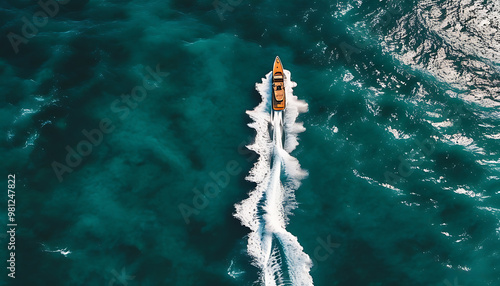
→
(272, 56, 286, 111)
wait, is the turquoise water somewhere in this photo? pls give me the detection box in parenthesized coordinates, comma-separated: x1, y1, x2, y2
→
(1, 0, 500, 285)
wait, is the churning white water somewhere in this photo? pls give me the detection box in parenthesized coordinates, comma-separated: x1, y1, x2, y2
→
(234, 70, 312, 286)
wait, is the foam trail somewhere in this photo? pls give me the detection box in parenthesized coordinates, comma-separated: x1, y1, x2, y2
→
(234, 71, 313, 286)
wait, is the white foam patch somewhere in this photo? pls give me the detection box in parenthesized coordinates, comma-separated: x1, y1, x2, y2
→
(41, 243, 72, 257)
(234, 71, 313, 286)
(485, 133, 500, 140)
(387, 126, 410, 139)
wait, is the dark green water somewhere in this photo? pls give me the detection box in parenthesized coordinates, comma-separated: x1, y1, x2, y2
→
(1, 0, 499, 285)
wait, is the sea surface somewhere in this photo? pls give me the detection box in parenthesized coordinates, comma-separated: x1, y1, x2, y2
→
(1, 0, 500, 285)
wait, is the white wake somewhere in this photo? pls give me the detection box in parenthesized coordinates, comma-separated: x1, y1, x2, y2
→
(234, 70, 312, 286)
